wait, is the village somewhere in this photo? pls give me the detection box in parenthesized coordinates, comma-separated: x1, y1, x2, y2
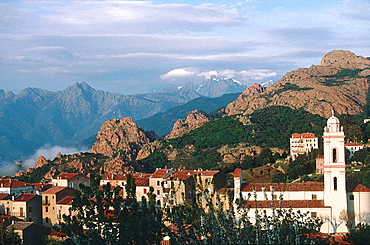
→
(0, 113, 369, 244)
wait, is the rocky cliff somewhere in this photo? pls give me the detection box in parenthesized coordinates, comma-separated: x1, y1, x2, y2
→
(90, 117, 155, 161)
(225, 50, 370, 118)
(165, 110, 211, 139)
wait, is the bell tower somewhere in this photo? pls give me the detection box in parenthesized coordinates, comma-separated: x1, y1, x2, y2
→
(323, 110, 347, 233)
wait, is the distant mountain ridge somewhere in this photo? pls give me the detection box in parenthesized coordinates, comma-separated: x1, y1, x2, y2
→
(0, 78, 246, 163)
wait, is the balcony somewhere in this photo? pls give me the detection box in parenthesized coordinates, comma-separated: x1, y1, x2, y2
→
(42, 200, 50, 206)
(11, 212, 25, 217)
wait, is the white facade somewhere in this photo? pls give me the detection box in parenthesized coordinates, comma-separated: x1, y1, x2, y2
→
(234, 111, 370, 234)
(290, 132, 318, 160)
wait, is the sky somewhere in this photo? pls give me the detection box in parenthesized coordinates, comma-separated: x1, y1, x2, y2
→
(1, 0, 369, 95)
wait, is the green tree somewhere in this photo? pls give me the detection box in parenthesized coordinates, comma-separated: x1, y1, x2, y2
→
(61, 173, 165, 244)
(0, 224, 22, 245)
(345, 223, 370, 245)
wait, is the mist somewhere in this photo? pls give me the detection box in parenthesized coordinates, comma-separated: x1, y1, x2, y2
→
(0, 144, 88, 177)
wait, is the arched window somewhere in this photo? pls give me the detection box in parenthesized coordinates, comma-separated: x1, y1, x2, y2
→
(332, 148, 337, 163)
(334, 177, 337, 191)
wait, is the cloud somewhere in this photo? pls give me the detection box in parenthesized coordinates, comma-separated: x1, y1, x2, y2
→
(160, 67, 277, 84)
(0, 145, 88, 176)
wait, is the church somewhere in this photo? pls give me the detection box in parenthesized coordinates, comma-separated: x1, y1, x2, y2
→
(233, 112, 370, 233)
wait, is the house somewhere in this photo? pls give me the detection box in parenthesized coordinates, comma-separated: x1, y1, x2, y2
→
(316, 155, 324, 174)
(0, 180, 36, 196)
(12, 194, 42, 225)
(234, 112, 370, 234)
(42, 186, 76, 227)
(8, 221, 50, 245)
(290, 132, 318, 160)
(55, 196, 76, 225)
(345, 142, 364, 159)
(51, 173, 90, 191)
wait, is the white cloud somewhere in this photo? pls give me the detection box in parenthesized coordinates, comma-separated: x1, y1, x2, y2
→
(160, 67, 278, 84)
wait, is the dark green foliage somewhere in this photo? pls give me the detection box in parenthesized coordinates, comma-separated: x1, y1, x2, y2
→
(287, 149, 322, 180)
(166, 186, 325, 245)
(248, 106, 326, 150)
(61, 174, 165, 244)
(137, 93, 239, 136)
(275, 83, 313, 94)
(137, 150, 169, 172)
(272, 172, 287, 183)
(345, 223, 370, 245)
(0, 224, 22, 245)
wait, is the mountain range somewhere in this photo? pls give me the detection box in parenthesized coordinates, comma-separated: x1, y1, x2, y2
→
(0, 77, 248, 163)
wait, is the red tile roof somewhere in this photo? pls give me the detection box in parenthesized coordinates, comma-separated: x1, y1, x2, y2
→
(57, 173, 80, 180)
(48, 231, 67, 237)
(345, 142, 363, 147)
(0, 193, 10, 200)
(171, 171, 192, 181)
(151, 169, 172, 178)
(57, 196, 74, 205)
(0, 179, 32, 188)
(14, 194, 37, 202)
(245, 199, 326, 209)
(346, 182, 370, 192)
(241, 182, 324, 192)
(42, 186, 70, 194)
(134, 177, 149, 186)
(102, 174, 127, 180)
(291, 132, 317, 139)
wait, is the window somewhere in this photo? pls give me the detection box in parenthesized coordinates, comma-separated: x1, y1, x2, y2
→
(349, 194, 354, 200)
(312, 194, 317, 200)
(334, 177, 338, 191)
(143, 188, 147, 194)
(28, 207, 32, 213)
(157, 190, 160, 195)
(45, 217, 49, 223)
(156, 181, 160, 186)
(333, 148, 337, 163)
(311, 212, 317, 218)
(45, 207, 48, 212)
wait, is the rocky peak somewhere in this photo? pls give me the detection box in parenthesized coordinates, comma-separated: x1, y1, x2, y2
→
(321, 50, 370, 69)
(225, 50, 370, 118)
(90, 117, 153, 161)
(166, 110, 211, 139)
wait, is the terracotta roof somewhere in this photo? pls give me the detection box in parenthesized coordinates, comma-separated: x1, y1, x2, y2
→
(345, 142, 363, 147)
(57, 173, 80, 180)
(42, 186, 70, 194)
(346, 182, 370, 192)
(188, 170, 220, 176)
(0, 179, 32, 188)
(14, 194, 37, 202)
(48, 231, 67, 237)
(245, 199, 326, 209)
(241, 182, 324, 192)
(134, 177, 149, 186)
(57, 196, 74, 205)
(171, 171, 192, 181)
(0, 193, 10, 200)
(102, 174, 127, 180)
(316, 155, 324, 159)
(151, 169, 172, 178)
(291, 132, 317, 139)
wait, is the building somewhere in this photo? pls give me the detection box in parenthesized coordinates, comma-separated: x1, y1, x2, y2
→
(8, 221, 50, 245)
(345, 142, 364, 159)
(0, 180, 36, 196)
(12, 194, 42, 225)
(290, 132, 318, 160)
(42, 186, 76, 227)
(51, 173, 90, 191)
(234, 112, 370, 234)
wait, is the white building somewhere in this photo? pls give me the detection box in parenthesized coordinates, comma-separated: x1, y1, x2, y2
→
(345, 142, 364, 159)
(290, 132, 318, 160)
(234, 112, 370, 234)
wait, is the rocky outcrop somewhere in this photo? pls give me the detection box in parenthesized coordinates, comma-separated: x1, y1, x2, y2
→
(165, 110, 211, 139)
(90, 117, 153, 161)
(36, 156, 48, 168)
(225, 50, 370, 118)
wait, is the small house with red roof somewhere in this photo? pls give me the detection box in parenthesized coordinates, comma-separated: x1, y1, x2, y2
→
(290, 132, 318, 160)
(51, 173, 89, 191)
(55, 196, 76, 225)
